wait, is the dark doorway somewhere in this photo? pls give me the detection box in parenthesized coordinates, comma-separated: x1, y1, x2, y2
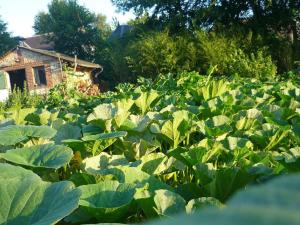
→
(8, 69, 26, 90)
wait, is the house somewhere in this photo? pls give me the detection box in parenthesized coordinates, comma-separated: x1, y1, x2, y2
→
(109, 24, 132, 41)
(21, 34, 55, 51)
(0, 34, 102, 95)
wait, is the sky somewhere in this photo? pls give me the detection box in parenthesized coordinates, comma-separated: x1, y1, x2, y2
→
(0, 0, 135, 37)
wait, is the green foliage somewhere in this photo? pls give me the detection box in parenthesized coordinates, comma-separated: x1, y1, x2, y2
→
(0, 144, 73, 169)
(5, 84, 43, 110)
(197, 31, 277, 79)
(0, 163, 80, 225)
(0, 17, 17, 55)
(33, 0, 109, 60)
(1, 72, 300, 224)
(117, 29, 276, 80)
(126, 30, 198, 78)
(110, 0, 299, 77)
(145, 173, 300, 225)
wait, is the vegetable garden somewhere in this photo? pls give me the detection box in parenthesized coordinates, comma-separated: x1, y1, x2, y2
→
(1, 72, 300, 225)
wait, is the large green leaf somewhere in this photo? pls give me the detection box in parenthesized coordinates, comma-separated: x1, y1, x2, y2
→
(144, 174, 300, 225)
(199, 97, 225, 118)
(78, 181, 135, 222)
(0, 125, 57, 146)
(135, 90, 160, 115)
(82, 152, 129, 175)
(161, 110, 191, 148)
(54, 124, 81, 144)
(81, 131, 127, 156)
(273, 147, 300, 172)
(114, 98, 135, 127)
(154, 189, 186, 217)
(87, 104, 118, 122)
(87, 165, 172, 194)
(6, 108, 36, 125)
(0, 163, 80, 225)
(82, 131, 127, 142)
(186, 197, 223, 214)
(121, 114, 152, 132)
(199, 79, 229, 101)
(233, 108, 264, 130)
(0, 144, 73, 169)
(117, 134, 161, 160)
(249, 123, 290, 150)
(137, 152, 169, 175)
(197, 115, 232, 137)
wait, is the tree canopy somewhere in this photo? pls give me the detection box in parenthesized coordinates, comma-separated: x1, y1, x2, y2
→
(33, 0, 109, 60)
(112, 0, 299, 72)
(112, 0, 299, 36)
(0, 18, 17, 56)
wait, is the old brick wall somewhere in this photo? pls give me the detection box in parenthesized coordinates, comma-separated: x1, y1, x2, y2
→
(0, 48, 64, 92)
(0, 51, 20, 68)
(21, 48, 63, 87)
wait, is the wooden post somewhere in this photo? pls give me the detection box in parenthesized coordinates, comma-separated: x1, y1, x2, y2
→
(74, 55, 77, 72)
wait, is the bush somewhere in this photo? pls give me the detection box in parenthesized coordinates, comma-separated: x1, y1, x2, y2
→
(126, 30, 198, 78)
(196, 31, 277, 79)
(6, 84, 43, 110)
(98, 25, 279, 85)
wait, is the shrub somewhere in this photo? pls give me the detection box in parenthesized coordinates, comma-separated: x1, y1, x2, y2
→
(196, 31, 277, 79)
(126, 30, 198, 78)
(6, 83, 43, 110)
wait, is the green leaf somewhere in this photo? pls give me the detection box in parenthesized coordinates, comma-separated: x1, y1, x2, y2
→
(6, 108, 36, 125)
(54, 124, 81, 144)
(161, 110, 191, 148)
(114, 98, 135, 127)
(154, 189, 186, 217)
(186, 197, 223, 214)
(69, 173, 97, 187)
(218, 136, 253, 151)
(200, 79, 229, 101)
(82, 152, 129, 175)
(87, 104, 118, 122)
(122, 114, 152, 132)
(137, 152, 168, 175)
(273, 147, 300, 172)
(198, 115, 232, 137)
(249, 124, 290, 150)
(135, 90, 159, 115)
(0, 163, 80, 225)
(233, 108, 264, 130)
(0, 144, 73, 169)
(0, 125, 57, 146)
(78, 181, 135, 222)
(82, 131, 127, 142)
(144, 174, 300, 225)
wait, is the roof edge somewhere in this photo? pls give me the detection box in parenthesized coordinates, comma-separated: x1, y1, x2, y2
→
(0, 46, 101, 69)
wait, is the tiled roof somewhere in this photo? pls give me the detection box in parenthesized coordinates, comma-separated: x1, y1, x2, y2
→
(19, 46, 101, 69)
(23, 34, 55, 51)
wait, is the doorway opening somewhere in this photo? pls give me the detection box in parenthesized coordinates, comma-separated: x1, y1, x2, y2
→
(8, 69, 27, 90)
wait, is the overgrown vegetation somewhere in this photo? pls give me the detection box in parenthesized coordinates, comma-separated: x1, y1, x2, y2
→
(23, 0, 298, 86)
(0, 17, 18, 55)
(0, 1, 300, 223)
(1, 0, 299, 87)
(1, 72, 300, 224)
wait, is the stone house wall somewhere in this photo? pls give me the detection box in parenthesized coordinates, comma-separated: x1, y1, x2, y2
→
(0, 48, 64, 93)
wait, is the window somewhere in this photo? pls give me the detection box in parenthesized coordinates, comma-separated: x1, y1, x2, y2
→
(33, 66, 47, 86)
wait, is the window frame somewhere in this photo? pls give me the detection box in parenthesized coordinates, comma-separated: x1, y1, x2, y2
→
(33, 66, 47, 87)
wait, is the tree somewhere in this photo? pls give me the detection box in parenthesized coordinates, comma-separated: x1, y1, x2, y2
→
(95, 14, 112, 39)
(33, 0, 108, 60)
(0, 18, 17, 56)
(112, 0, 300, 71)
(112, 0, 209, 33)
